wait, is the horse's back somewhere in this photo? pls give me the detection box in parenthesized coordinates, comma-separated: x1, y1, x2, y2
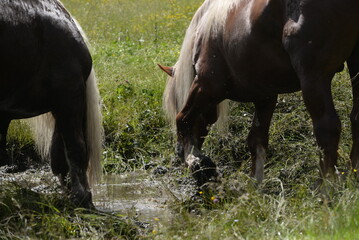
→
(0, 0, 91, 118)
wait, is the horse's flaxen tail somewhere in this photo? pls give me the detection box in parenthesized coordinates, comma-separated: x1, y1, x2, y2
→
(162, 1, 229, 131)
(83, 68, 104, 186)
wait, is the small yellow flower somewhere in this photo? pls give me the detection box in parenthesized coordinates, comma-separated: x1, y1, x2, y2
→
(154, 217, 160, 221)
(152, 230, 157, 234)
(341, 172, 345, 175)
(354, 169, 358, 173)
(199, 191, 203, 195)
(211, 196, 216, 201)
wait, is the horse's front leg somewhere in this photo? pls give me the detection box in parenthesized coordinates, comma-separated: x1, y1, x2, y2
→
(248, 97, 277, 183)
(176, 77, 220, 186)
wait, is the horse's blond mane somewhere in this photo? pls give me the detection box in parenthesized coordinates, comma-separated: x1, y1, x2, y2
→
(163, 0, 240, 130)
(196, 0, 241, 45)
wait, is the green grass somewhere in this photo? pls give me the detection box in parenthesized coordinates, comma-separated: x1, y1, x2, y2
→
(2, 0, 359, 239)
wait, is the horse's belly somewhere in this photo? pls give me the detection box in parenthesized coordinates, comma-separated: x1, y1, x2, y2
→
(227, 71, 301, 102)
(225, 43, 301, 100)
(0, 87, 50, 119)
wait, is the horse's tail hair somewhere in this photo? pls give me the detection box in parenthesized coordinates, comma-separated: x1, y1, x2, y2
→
(162, 1, 229, 131)
(84, 68, 104, 186)
(28, 113, 55, 163)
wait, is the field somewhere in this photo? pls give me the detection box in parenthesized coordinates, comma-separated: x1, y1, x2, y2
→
(1, 0, 359, 239)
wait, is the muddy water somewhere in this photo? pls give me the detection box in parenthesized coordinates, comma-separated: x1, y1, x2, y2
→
(93, 171, 174, 225)
(1, 167, 176, 226)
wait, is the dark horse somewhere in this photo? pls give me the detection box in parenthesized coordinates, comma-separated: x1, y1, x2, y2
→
(160, 0, 359, 186)
(0, 0, 103, 208)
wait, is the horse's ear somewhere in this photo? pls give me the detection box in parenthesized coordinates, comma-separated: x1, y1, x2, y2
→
(158, 64, 174, 77)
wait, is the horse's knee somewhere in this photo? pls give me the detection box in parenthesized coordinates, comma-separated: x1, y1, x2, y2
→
(247, 123, 270, 153)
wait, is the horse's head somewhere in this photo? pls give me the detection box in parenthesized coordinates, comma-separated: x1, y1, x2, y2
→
(157, 64, 174, 77)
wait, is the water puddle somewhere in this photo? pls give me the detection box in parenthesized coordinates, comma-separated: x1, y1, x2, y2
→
(1, 167, 178, 226)
(93, 171, 173, 225)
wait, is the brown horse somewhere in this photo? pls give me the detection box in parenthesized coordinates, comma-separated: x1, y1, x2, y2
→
(0, 0, 103, 208)
(160, 0, 359, 186)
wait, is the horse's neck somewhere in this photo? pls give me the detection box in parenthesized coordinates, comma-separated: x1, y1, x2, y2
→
(285, 0, 301, 21)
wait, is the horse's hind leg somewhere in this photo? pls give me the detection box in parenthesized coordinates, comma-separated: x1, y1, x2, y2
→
(0, 116, 11, 166)
(285, 41, 340, 179)
(50, 125, 69, 186)
(176, 76, 221, 186)
(52, 89, 93, 208)
(283, 8, 352, 180)
(301, 75, 340, 178)
(347, 44, 359, 174)
(248, 97, 277, 183)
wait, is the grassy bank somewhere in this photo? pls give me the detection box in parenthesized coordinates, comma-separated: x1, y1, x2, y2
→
(1, 0, 359, 239)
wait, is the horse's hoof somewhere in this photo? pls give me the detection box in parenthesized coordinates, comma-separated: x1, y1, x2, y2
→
(188, 155, 219, 186)
(71, 189, 95, 209)
(0, 157, 11, 167)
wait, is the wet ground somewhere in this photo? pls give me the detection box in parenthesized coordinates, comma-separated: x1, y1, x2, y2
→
(0, 166, 184, 226)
